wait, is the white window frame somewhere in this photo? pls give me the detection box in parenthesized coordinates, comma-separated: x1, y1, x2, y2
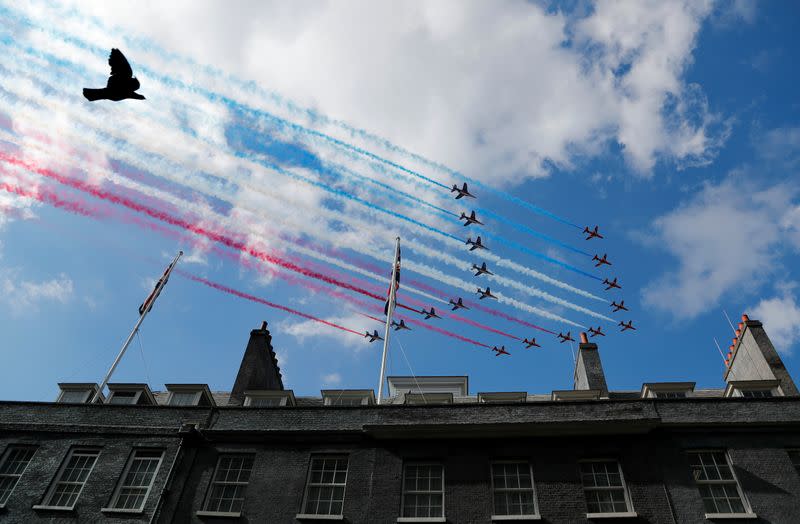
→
(724, 380, 781, 398)
(197, 453, 255, 517)
(102, 449, 164, 513)
(34, 447, 100, 511)
(297, 454, 349, 519)
(578, 459, 636, 518)
(686, 450, 755, 518)
(398, 462, 446, 522)
(0, 445, 37, 507)
(641, 382, 695, 399)
(489, 460, 540, 520)
(322, 390, 374, 406)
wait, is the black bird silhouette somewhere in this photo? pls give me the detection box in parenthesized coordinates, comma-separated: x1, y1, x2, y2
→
(83, 49, 145, 102)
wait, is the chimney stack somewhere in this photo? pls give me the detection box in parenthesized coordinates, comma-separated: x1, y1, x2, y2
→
(229, 321, 284, 406)
(725, 314, 798, 396)
(574, 332, 608, 397)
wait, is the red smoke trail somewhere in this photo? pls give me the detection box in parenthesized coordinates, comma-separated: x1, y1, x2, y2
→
(178, 270, 365, 337)
(0, 154, 397, 306)
(448, 313, 522, 341)
(359, 312, 492, 350)
(0, 175, 108, 220)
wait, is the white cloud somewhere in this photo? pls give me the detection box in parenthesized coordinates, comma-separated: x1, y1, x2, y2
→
(642, 175, 798, 318)
(278, 312, 370, 351)
(750, 284, 800, 355)
(759, 126, 800, 167)
(0, 269, 74, 312)
(321, 372, 342, 387)
(60, 0, 725, 181)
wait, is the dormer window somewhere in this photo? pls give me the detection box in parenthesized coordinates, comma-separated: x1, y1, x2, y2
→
(322, 389, 375, 406)
(106, 384, 156, 405)
(165, 384, 215, 407)
(244, 390, 296, 407)
(405, 392, 453, 405)
(386, 376, 468, 404)
(551, 390, 600, 401)
(57, 383, 102, 404)
(724, 380, 781, 399)
(641, 382, 695, 399)
(478, 392, 527, 403)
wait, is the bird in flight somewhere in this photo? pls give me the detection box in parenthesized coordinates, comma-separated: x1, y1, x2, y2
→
(83, 48, 145, 102)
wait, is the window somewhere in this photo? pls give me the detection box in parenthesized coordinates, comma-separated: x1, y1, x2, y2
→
(0, 446, 36, 506)
(59, 390, 91, 403)
(106, 450, 164, 511)
(655, 391, 686, 399)
(202, 454, 254, 515)
(300, 455, 348, 517)
(579, 460, 633, 515)
(41, 448, 100, 509)
(741, 389, 773, 398)
(243, 390, 295, 407)
(322, 389, 374, 406)
(169, 391, 200, 406)
(687, 451, 751, 515)
(491, 462, 538, 518)
(788, 450, 800, 475)
(109, 391, 139, 405)
(405, 393, 454, 405)
(330, 397, 365, 406)
(401, 463, 444, 519)
(247, 396, 284, 407)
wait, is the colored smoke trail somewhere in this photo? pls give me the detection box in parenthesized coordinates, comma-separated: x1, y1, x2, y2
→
(476, 207, 592, 257)
(178, 270, 365, 337)
(493, 235, 603, 282)
(447, 313, 522, 341)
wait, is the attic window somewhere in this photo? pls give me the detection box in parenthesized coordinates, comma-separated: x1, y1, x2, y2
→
(108, 391, 139, 405)
(165, 384, 214, 407)
(641, 382, 695, 399)
(724, 380, 781, 399)
(57, 383, 102, 404)
(170, 391, 201, 406)
(244, 390, 295, 407)
(322, 390, 375, 406)
(478, 392, 527, 403)
(405, 392, 453, 405)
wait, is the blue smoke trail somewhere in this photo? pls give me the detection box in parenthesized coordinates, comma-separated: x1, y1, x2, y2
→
(4, 2, 581, 231)
(491, 235, 603, 282)
(476, 207, 592, 257)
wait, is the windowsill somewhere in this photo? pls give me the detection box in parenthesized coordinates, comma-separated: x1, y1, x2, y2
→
(705, 514, 758, 520)
(586, 512, 638, 519)
(397, 518, 447, 523)
(196, 510, 243, 518)
(296, 514, 345, 520)
(492, 515, 542, 521)
(32, 505, 75, 512)
(101, 507, 144, 514)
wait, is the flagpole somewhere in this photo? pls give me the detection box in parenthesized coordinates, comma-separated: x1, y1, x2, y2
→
(91, 251, 183, 403)
(377, 237, 400, 404)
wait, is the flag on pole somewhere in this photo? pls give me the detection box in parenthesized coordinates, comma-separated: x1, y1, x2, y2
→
(384, 246, 401, 315)
(138, 255, 180, 315)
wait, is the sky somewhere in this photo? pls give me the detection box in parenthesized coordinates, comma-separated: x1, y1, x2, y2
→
(0, 0, 799, 402)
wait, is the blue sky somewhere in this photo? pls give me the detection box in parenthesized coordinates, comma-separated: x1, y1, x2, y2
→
(1, 0, 799, 402)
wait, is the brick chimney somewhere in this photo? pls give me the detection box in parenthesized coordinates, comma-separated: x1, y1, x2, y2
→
(725, 314, 798, 396)
(574, 332, 608, 397)
(228, 321, 284, 406)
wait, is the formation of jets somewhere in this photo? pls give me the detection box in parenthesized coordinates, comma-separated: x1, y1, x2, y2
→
(451, 183, 475, 200)
(588, 326, 605, 337)
(421, 307, 440, 320)
(492, 345, 510, 356)
(584, 225, 603, 240)
(460, 210, 483, 226)
(477, 287, 497, 300)
(364, 330, 383, 343)
(592, 253, 611, 267)
(523, 337, 541, 348)
(449, 297, 469, 311)
(472, 262, 492, 276)
(466, 236, 488, 251)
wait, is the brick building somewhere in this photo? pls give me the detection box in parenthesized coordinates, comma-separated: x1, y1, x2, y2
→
(1, 316, 799, 523)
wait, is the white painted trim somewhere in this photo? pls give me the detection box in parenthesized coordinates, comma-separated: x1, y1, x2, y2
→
(195, 510, 243, 518)
(396, 518, 447, 523)
(400, 462, 445, 521)
(296, 514, 345, 520)
(40, 447, 101, 510)
(586, 512, 638, 518)
(106, 449, 164, 511)
(489, 461, 539, 519)
(299, 454, 349, 518)
(491, 514, 542, 520)
(704, 513, 758, 520)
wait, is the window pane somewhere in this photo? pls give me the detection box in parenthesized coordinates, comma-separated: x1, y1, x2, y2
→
(59, 390, 90, 403)
(109, 392, 138, 405)
(169, 392, 198, 406)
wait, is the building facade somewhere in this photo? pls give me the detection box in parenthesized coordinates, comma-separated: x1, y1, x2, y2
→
(1, 317, 799, 523)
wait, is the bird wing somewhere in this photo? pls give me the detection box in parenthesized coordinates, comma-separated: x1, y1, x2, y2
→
(109, 48, 133, 80)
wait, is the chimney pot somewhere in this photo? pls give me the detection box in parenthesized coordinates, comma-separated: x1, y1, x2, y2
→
(742, 314, 750, 322)
(260, 321, 268, 330)
(732, 337, 738, 346)
(735, 329, 742, 337)
(737, 322, 744, 330)
(580, 332, 589, 344)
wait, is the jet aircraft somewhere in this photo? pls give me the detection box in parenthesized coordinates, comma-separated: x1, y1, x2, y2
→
(477, 287, 497, 300)
(391, 319, 411, 331)
(449, 297, 469, 311)
(466, 236, 488, 251)
(459, 210, 483, 226)
(421, 307, 441, 320)
(592, 254, 611, 267)
(364, 330, 383, 343)
(610, 300, 628, 312)
(451, 182, 475, 199)
(492, 345, 510, 356)
(557, 331, 575, 343)
(472, 262, 493, 276)
(619, 320, 636, 332)
(588, 326, 605, 337)
(603, 277, 621, 290)
(523, 338, 541, 348)
(584, 225, 604, 240)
